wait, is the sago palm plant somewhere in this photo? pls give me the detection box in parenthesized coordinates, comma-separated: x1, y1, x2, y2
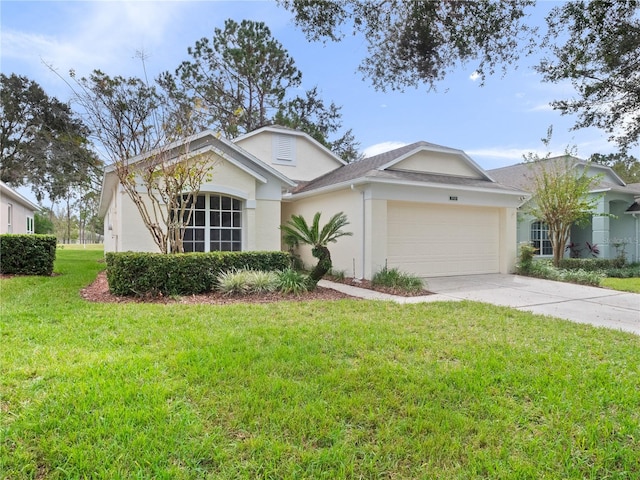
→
(280, 211, 352, 286)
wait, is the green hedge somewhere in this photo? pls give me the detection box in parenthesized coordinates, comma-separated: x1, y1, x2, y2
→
(105, 251, 291, 296)
(0, 234, 57, 275)
(558, 257, 626, 271)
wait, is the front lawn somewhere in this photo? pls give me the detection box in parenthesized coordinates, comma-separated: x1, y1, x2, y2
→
(2, 249, 639, 479)
(602, 276, 640, 293)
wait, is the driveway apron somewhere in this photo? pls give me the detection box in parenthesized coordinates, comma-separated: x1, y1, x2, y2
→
(423, 274, 640, 335)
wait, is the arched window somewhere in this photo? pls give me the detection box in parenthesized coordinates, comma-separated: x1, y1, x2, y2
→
(181, 194, 242, 252)
(530, 221, 552, 256)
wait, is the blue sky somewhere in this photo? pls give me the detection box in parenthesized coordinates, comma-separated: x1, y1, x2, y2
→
(1, 0, 630, 173)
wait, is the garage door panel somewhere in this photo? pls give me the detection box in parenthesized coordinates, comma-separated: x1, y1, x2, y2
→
(387, 202, 500, 277)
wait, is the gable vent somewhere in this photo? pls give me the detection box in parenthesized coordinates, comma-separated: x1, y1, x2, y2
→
(273, 134, 296, 165)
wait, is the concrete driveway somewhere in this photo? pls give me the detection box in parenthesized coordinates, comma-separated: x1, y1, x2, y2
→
(422, 274, 640, 335)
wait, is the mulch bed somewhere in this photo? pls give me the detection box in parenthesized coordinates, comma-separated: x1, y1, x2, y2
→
(80, 271, 355, 305)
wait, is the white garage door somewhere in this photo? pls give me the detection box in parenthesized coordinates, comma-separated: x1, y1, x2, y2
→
(387, 201, 500, 277)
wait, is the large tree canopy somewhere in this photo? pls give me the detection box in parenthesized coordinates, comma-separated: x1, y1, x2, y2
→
(162, 18, 360, 162)
(279, 0, 537, 91)
(279, 0, 640, 150)
(0, 73, 101, 203)
(538, 1, 640, 151)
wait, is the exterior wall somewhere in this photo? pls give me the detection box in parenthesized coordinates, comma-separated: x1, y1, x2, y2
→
(392, 151, 483, 178)
(0, 184, 37, 234)
(1, 197, 34, 234)
(253, 200, 282, 251)
(102, 157, 271, 253)
(499, 207, 518, 273)
(235, 131, 343, 181)
(283, 189, 363, 277)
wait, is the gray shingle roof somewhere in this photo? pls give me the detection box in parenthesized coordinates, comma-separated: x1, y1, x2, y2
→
(293, 141, 519, 194)
(488, 156, 640, 194)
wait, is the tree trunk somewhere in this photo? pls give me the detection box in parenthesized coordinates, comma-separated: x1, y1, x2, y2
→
(309, 245, 332, 286)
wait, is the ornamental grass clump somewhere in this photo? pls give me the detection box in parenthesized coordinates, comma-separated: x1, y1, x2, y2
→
(277, 268, 309, 295)
(372, 267, 424, 294)
(215, 269, 279, 295)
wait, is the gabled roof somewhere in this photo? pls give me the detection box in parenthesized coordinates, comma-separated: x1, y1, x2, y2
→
(99, 130, 297, 216)
(292, 141, 521, 196)
(233, 125, 347, 167)
(488, 156, 638, 194)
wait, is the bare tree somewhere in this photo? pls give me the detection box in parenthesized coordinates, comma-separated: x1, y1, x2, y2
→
(63, 69, 218, 253)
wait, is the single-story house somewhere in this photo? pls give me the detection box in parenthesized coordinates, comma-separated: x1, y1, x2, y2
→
(99, 127, 527, 278)
(0, 180, 38, 235)
(489, 157, 640, 263)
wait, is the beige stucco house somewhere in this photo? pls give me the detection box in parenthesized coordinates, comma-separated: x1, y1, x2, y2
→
(0, 181, 39, 235)
(99, 126, 526, 278)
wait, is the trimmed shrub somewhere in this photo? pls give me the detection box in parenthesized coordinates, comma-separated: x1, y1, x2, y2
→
(603, 264, 640, 278)
(558, 257, 626, 271)
(0, 234, 56, 275)
(516, 242, 538, 275)
(105, 251, 290, 296)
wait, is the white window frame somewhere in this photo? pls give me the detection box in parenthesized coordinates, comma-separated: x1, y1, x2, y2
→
(272, 134, 296, 165)
(181, 194, 242, 252)
(26, 216, 34, 234)
(7, 203, 12, 233)
(531, 221, 553, 256)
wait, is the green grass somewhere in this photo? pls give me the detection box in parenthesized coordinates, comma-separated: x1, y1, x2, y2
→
(2, 249, 640, 479)
(602, 276, 640, 293)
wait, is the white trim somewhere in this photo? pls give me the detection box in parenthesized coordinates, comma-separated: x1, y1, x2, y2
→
(287, 176, 528, 202)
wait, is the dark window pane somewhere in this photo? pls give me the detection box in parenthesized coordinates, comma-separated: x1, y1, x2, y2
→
(222, 212, 231, 227)
(232, 230, 241, 241)
(232, 212, 241, 227)
(195, 211, 205, 226)
(211, 211, 220, 227)
(195, 229, 205, 241)
(232, 199, 241, 210)
(194, 242, 205, 252)
(221, 196, 231, 210)
(211, 195, 220, 210)
(184, 229, 194, 241)
(221, 230, 231, 241)
(232, 241, 241, 251)
(211, 229, 220, 241)
(220, 242, 232, 251)
(195, 195, 205, 209)
(183, 242, 194, 253)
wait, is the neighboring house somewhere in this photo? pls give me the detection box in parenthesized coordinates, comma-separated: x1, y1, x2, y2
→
(489, 157, 640, 263)
(99, 126, 527, 278)
(0, 181, 39, 235)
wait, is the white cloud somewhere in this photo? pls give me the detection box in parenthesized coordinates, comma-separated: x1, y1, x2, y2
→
(469, 71, 481, 82)
(362, 141, 407, 158)
(527, 102, 554, 113)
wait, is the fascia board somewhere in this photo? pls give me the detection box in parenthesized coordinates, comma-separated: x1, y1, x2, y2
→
(289, 176, 529, 201)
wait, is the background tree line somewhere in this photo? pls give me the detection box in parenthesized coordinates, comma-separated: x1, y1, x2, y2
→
(2, 3, 639, 249)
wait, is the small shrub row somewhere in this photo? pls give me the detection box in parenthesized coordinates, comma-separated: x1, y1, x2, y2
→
(372, 267, 424, 294)
(602, 264, 640, 278)
(105, 251, 291, 296)
(0, 234, 56, 275)
(518, 259, 604, 286)
(558, 257, 626, 271)
(216, 268, 309, 295)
